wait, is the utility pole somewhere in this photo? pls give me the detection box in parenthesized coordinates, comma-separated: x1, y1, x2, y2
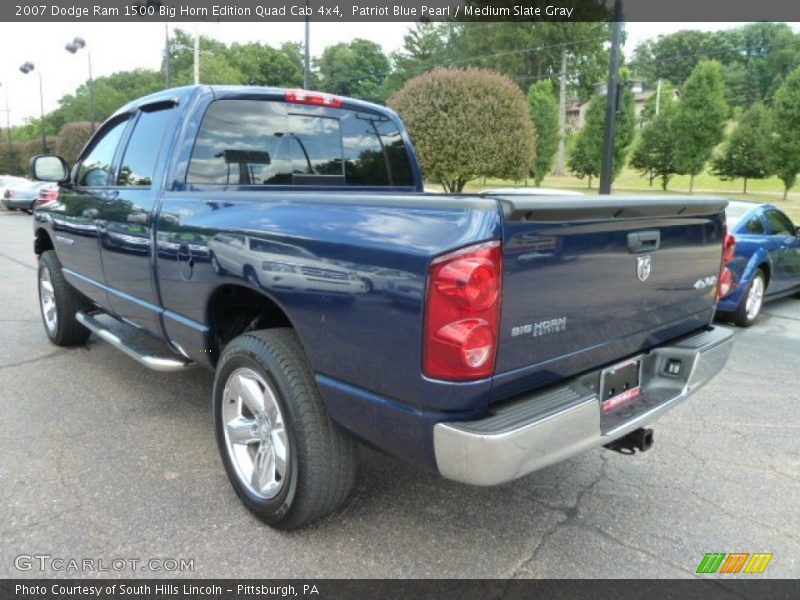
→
(598, 0, 624, 195)
(0, 83, 13, 171)
(65, 37, 95, 132)
(304, 0, 311, 89)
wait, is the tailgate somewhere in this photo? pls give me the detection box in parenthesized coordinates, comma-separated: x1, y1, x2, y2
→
(492, 195, 727, 398)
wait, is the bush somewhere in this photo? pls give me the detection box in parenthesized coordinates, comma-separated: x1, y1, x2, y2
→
(56, 122, 93, 165)
(0, 142, 24, 176)
(388, 67, 536, 192)
(18, 137, 59, 175)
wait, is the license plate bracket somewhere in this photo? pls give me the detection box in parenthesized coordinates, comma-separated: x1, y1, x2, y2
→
(600, 358, 642, 412)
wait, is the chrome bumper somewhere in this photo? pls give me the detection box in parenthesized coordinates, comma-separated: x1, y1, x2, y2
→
(434, 326, 734, 486)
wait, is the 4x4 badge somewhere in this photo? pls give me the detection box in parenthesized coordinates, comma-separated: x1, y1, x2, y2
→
(636, 255, 652, 282)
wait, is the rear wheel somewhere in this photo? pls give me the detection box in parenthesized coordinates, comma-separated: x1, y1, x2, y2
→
(38, 250, 91, 346)
(213, 328, 357, 529)
(732, 269, 766, 327)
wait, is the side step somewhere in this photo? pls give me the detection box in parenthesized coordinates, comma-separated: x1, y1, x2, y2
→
(76, 310, 194, 372)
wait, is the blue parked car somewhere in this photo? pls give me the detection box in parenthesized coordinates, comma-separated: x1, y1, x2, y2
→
(717, 201, 800, 326)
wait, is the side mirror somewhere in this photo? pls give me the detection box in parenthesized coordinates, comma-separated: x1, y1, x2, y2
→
(29, 155, 70, 183)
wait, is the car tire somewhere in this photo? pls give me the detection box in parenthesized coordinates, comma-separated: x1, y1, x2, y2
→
(210, 252, 225, 275)
(732, 269, 766, 327)
(243, 266, 260, 286)
(38, 250, 92, 346)
(212, 328, 357, 529)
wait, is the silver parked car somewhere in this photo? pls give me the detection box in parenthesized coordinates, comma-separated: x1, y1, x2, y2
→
(2, 180, 57, 213)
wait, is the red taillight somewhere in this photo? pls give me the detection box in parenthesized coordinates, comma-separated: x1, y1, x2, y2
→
(722, 230, 736, 264)
(285, 89, 342, 108)
(424, 241, 502, 381)
(37, 188, 58, 205)
(716, 226, 736, 300)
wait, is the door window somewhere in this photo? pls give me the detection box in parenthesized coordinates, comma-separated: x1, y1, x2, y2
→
(118, 107, 176, 187)
(76, 119, 128, 187)
(765, 210, 795, 236)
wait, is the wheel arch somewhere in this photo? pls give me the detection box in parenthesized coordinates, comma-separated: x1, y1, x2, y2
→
(204, 283, 305, 367)
(34, 227, 54, 256)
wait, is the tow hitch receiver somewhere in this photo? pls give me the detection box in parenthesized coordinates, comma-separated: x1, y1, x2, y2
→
(605, 428, 654, 455)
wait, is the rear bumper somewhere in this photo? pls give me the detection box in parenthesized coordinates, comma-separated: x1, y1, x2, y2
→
(433, 326, 734, 485)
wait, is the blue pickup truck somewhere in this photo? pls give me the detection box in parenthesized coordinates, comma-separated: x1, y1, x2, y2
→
(30, 85, 734, 529)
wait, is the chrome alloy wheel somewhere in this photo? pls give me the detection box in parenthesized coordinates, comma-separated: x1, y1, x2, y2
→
(222, 367, 288, 499)
(39, 264, 58, 334)
(745, 275, 764, 322)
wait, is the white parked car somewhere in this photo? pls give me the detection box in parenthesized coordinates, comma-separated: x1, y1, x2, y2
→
(208, 233, 368, 295)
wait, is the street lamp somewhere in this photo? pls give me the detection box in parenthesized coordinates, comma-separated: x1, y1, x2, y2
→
(66, 37, 96, 132)
(19, 62, 47, 154)
(0, 82, 14, 171)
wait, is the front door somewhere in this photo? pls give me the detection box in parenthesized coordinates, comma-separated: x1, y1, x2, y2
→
(56, 116, 130, 308)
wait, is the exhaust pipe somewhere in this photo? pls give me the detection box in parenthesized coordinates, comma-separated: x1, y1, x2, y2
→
(605, 428, 653, 455)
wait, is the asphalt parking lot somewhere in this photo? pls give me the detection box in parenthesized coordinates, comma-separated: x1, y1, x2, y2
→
(0, 207, 798, 579)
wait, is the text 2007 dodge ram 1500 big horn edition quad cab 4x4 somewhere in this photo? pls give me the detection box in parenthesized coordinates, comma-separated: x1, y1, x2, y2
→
(29, 86, 734, 529)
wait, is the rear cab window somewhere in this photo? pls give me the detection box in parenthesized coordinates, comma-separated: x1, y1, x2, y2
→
(186, 98, 415, 188)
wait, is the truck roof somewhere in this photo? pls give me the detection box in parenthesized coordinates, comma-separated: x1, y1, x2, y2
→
(113, 84, 397, 120)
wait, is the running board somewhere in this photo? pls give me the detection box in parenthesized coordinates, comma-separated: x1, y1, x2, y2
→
(76, 311, 194, 372)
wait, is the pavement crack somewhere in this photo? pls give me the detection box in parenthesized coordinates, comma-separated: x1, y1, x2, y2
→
(508, 457, 608, 578)
(0, 250, 36, 271)
(0, 349, 67, 370)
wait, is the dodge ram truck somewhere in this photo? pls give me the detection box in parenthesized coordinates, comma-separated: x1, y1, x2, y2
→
(29, 85, 734, 529)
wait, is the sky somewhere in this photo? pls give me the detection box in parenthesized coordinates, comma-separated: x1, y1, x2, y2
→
(0, 21, 792, 127)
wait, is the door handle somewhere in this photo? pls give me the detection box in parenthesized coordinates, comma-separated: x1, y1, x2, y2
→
(628, 230, 661, 253)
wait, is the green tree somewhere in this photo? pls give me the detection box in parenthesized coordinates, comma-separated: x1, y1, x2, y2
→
(672, 60, 729, 192)
(55, 122, 93, 165)
(388, 68, 536, 192)
(316, 39, 391, 103)
(567, 133, 598, 188)
(630, 98, 677, 190)
(51, 69, 164, 131)
(227, 41, 306, 87)
(386, 22, 449, 95)
(631, 29, 739, 88)
(527, 80, 559, 185)
(711, 103, 772, 193)
(568, 85, 636, 186)
(770, 66, 800, 199)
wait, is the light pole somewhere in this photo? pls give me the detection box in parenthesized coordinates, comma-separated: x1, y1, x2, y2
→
(0, 82, 13, 170)
(66, 37, 96, 132)
(19, 62, 47, 154)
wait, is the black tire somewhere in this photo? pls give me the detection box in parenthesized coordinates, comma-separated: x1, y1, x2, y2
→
(37, 250, 92, 346)
(243, 265, 259, 286)
(210, 251, 225, 275)
(731, 269, 766, 328)
(212, 328, 357, 529)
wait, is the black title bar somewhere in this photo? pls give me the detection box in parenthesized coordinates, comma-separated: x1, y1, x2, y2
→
(3, 0, 800, 22)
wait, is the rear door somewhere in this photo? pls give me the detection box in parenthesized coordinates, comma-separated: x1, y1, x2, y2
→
(491, 196, 727, 396)
(99, 102, 178, 333)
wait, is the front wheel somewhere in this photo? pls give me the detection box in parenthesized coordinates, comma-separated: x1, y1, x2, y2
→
(38, 250, 91, 345)
(212, 328, 357, 529)
(732, 269, 766, 327)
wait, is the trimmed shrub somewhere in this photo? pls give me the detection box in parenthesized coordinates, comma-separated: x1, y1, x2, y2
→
(388, 67, 536, 192)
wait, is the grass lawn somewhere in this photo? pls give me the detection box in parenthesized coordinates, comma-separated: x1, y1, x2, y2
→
(450, 167, 800, 222)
